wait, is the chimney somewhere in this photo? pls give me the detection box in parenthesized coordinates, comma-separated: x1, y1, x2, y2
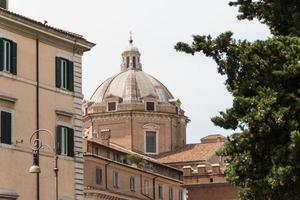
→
(100, 129, 111, 146)
(183, 166, 192, 176)
(197, 165, 206, 175)
(212, 164, 221, 174)
(0, 0, 8, 9)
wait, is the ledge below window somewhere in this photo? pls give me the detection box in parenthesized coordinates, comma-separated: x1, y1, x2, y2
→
(0, 92, 17, 103)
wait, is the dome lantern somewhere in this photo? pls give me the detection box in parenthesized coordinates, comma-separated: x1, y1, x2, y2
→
(121, 32, 142, 71)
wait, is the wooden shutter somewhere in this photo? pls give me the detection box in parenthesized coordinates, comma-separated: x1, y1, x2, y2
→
(67, 61, 74, 91)
(67, 128, 74, 157)
(11, 41, 17, 75)
(1, 111, 11, 144)
(56, 125, 62, 155)
(55, 57, 61, 88)
(0, 38, 3, 71)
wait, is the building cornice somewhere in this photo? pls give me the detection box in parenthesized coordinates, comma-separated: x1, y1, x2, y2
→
(0, 8, 95, 52)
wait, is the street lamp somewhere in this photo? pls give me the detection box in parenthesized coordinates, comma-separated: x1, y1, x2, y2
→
(29, 129, 59, 200)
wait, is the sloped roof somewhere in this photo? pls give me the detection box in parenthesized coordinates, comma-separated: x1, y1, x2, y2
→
(0, 7, 95, 48)
(157, 142, 224, 164)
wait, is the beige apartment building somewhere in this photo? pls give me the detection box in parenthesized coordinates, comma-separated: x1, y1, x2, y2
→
(0, 2, 94, 200)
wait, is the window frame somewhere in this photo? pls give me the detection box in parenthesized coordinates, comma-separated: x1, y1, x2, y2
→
(0, 108, 13, 146)
(145, 131, 158, 154)
(96, 167, 102, 185)
(0, 38, 17, 75)
(130, 176, 136, 192)
(107, 101, 117, 112)
(158, 184, 163, 199)
(113, 171, 119, 188)
(143, 179, 150, 196)
(179, 190, 184, 200)
(55, 56, 74, 92)
(56, 125, 74, 157)
(146, 101, 155, 112)
(169, 187, 174, 200)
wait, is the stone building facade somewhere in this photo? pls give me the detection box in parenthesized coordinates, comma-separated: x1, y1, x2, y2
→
(0, 3, 94, 200)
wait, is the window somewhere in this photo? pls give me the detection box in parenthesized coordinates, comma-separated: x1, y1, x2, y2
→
(130, 176, 135, 192)
(132, 56, 136, 68)
(145, 131, 156, 153)
(93, 147, 99, 155)
(158, 185, 163, 199)
(175, 107, 178, 114)
(55, 57, 74, 91)
(146, 102, 155, 111)
(143, 180, 149, 195)
(0, 0, 7, 9)
(169, 187, 173, 200)
(107, 102, 117, 111)
(96, 168, 102, 185)
(0, 110, 12, 145)
(113, 171, 119, 188)
(126, 56, 129, 68)
(0, 38, 17, 75)
(179, 190, 184, 200)
(56, 125, 74, 157)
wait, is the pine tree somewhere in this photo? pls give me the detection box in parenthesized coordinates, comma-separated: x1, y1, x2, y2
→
(175, 1, 300, 199)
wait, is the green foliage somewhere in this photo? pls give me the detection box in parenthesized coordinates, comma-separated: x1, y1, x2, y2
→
(175, 1, 300, 199)
(127, 154, 147, 167)
(229, 0, 300, 36)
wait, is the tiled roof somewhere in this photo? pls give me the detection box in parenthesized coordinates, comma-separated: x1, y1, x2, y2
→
(0, 7, 94, 46)
(157, 142, 224, 164)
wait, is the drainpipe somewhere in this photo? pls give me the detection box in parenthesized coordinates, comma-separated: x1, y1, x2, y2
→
(35, 37, 40, 200)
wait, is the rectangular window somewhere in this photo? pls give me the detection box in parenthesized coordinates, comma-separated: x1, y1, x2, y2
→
(158, 185, 163, 199)
(55, 57, 74, 91)
(96, 168, 102, 185)
(56, 125, 74, 157)
(130, 176, 135, 192)
(0, 111, 12, 145)
(107, 102, 117, 111)
(143, 180, 150, 195)
(146, 102, 155, 111)
(146, 131, 156, 153)
(179, 190, 184, 200)
(169, 187, 173, 200)
(113, 171, 119, 188)
(0, 38, 17, 75)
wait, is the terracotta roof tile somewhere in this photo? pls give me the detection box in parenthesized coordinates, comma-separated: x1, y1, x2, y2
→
(157, 142, 224, 164)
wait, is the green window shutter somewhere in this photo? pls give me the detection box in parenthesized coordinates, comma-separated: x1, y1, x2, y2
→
(67, 128, 74, 157)
(0, 38, 3, 71)
(11, 41, 17, 75)
(67, 61, 74, 91)
(55, 57, 61, 88)
(1, 111, 12, 144)
(56, 125, 62, 155)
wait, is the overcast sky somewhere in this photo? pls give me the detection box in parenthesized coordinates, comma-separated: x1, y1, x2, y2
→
(11, 0, 270, 143)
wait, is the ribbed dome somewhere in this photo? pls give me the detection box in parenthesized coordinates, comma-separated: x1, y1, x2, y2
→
(90, 69, 174, 103)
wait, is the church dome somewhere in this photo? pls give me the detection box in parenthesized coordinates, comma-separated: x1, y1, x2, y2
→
(90, 70, 174, 103)
(90, 38, 174, 104)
